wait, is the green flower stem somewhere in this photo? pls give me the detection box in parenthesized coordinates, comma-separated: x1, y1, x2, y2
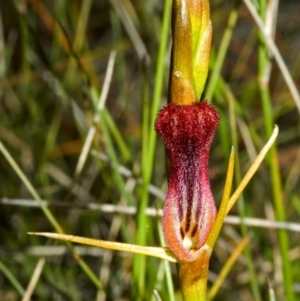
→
(170, 0, 196, 104)
(178, 246, 212, 301)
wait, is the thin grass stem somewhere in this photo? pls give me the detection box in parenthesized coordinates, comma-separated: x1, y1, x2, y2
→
(0, 259, 25, 296)
(207, 236, 250, 300)
(0, 142, 103, 290)
(257, 1, 295, 298)
(205, 0, 240, 100)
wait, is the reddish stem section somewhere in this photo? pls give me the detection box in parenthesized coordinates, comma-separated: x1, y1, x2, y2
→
(155, 102, 220, 261)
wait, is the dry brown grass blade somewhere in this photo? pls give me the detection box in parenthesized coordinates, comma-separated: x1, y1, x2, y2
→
(243, 0, 300, 113)
(28, 232, 178, 263)
(26, 0, 70, 52)
(21, 258, 46, 301)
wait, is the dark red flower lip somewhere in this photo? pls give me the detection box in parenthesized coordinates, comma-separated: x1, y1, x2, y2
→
(155, 101, 220, 261)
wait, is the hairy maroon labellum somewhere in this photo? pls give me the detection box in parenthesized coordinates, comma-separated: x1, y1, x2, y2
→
(155, 102, 220, 262)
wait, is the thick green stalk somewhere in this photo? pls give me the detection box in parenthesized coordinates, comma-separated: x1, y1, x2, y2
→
(178, 247, 211, 301)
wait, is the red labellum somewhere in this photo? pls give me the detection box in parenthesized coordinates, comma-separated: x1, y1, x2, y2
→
(155, 102, 220, 262)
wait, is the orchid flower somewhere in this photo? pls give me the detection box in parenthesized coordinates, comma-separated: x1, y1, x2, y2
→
(28, 0, 279, 300)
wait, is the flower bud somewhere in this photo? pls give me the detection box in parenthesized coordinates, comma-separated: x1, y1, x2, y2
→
(170, 0, 212, 104)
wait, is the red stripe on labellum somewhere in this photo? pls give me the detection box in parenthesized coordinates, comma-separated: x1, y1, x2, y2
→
(155, 102, 220, 262)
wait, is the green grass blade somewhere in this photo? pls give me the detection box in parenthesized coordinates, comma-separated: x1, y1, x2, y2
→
(132, 0, 172, 299)
(0, 142, 103, 290)
(204, 0, 240, 101)
(0, 259, 25, 296)
(257, 1, 295, 299)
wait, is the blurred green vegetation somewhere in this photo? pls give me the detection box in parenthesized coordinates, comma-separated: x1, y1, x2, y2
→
(0, 1, 299, 300)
